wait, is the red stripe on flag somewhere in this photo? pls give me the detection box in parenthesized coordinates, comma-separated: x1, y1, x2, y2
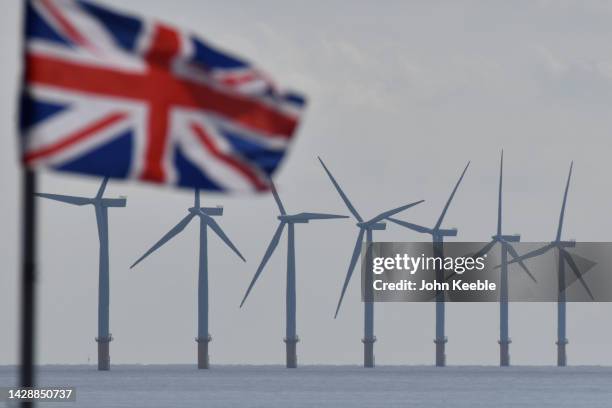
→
(219, 72, 260, 87)
(139, 25, 182, 183)
(144, 24, 181, 68)
(24, 112, 128, 164)
(190, 122, 268, 191)
(26, 54, 298, 139)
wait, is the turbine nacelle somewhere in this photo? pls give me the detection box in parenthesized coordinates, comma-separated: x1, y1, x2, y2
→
(555, 240, 576, 248)
(278, 215, 309, 223)
(189, 206, 223, 216)
(100, 197, 127, 208)
(278, 213, 348, 223)
(357, 221, 386, 230)
(495, 234, 520, 242)
(434, 228, 457, 237)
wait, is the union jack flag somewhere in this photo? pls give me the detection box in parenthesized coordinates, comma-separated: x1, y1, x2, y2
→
(20, 0, 306, 191)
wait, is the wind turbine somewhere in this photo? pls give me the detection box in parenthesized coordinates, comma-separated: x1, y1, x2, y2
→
(470, 151, 536, 366)
(387, 162, 470, 367)
(36, 177, 126, 371)
(131, 190, 245, 369)
(507, 162, 594, 366)
(318, 157, 424, 368)
(240, 182, 348, 368)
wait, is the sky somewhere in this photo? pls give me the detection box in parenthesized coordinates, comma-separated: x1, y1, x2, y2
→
(2, 0, 612, 366)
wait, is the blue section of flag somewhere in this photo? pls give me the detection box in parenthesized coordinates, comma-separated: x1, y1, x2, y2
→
(174, 145, 222, 191)
(282, 92, 307, 107)
(55, 130, 133, 178)
(77, 0, 142, 51)
(190, 37, 247, 70)
(220, 130, 284, 176)
(26, 1, 72, 47)
(20, 95, 68, 130)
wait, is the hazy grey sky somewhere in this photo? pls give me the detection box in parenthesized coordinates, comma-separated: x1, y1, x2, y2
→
(3, 0, 612, 366)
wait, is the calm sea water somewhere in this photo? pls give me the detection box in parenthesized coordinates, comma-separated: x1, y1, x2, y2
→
(1, 365, 611, 407)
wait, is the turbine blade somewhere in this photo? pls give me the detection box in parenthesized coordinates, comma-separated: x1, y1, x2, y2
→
(34, 193, 91, 206)
(335, 228, 366, 318)
(561, 250, 595, 300)
(473, 240, 497, 258)
(505, 243, 537, 283)
(369, 200, 425, 224)
(318, 156, 363, 222)
(269, 181, 286, 215)
(556, 162, 573, 241)
(130, 213, 196, 268)
(387, 217, 433, 234)
(434, 161, 470, 230)
(204, 215, 246, 262)
(240, 222, 286, 307)
(296, 212, 349, 220)
(446, 240, 497, 282)
(505, 243, 554, 267)
(96, 177, 109, 198)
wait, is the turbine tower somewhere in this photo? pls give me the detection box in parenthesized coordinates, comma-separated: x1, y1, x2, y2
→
(36, 177, 126, 371)
(318, 157, 424, 368)
(471, 151, 536, 366)
(507, 162, 594, 366)
(131, 190, 245, 369)
(387, 162, 470, 367)
(240, 182, 348, 368)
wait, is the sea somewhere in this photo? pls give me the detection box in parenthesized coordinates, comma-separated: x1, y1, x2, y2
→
(1, 365, 611, 407)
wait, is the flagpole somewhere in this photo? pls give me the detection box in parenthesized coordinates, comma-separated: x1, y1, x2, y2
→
(20, 169, 37, 408)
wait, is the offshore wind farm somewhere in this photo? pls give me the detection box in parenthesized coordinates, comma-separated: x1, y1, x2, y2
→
(5, 1, 612, 407)
(7, 156, 612, 408)
(22, 157, 608, 372)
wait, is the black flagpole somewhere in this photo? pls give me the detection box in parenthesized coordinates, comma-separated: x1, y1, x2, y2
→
(20, 169, 37, 408)
(19, 0, 37, 404)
